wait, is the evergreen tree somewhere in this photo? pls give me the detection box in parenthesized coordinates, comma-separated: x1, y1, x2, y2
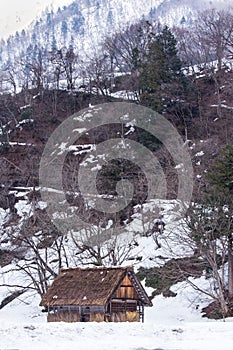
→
(149, 7, 156, 21)
(72, 12, 85, 34)
(15, 31, 20, 43)
(46, 13, 52, 26)
(180, 16, 186, 25)
(107, 9, 114, 27)
(208, 145, 233, 196)
(26, 44, 33, 59)
(139, 26, 187, 112)
(32, 33, 37, 44)
(156, 26, 183, 83)
(69, 2, 79, 14)
(131, 47, 140, 72)
(139, 40, 165, 110)
(51, 34, 57, 51)
(70, 36, 75, 49)
(61, 20, 68, 37)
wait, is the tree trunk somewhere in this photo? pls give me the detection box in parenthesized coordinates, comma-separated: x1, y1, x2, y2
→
(228, 234, 233, 299)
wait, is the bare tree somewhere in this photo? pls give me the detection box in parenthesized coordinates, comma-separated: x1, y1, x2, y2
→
(70, 221, 137, 266)
(103, 20, 161, 96)
(180, 196, 233, 318)
(194, 8, 233, 71)
(0, 192, 70, 297)
(50, 47, 78, 90)
(0, 64, 17, 95)
(104, 20, 160, 72)
(175, 8, 233, 72)
(80, 49, 111, 96)
(174, 26, 212, 72)
(0, 232, 69, 297)
(17, 48, 48, 92)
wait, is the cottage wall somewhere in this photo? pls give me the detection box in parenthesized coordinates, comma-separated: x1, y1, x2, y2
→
(47, 305, 105, 322)
(114, 275, 138, 300)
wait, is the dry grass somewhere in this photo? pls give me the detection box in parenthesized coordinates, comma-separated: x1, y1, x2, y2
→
(47, 310, 140, 322)
(90, 313, 105, 322)
(48, 311, 80, 322)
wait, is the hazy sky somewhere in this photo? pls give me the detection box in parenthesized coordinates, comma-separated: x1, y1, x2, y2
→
(0, 0, 73, 40)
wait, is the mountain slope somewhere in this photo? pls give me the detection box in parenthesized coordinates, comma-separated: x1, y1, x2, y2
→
(0, 0, 232, 68)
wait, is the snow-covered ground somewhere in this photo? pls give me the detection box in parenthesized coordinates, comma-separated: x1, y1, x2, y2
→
(1, 285, 233, 350)
(1, 198, 233, 349)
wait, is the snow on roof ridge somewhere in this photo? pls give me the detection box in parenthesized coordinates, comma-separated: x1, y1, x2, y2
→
(60, 265, 134, 272)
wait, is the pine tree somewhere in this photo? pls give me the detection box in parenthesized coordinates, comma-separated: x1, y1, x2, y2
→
(61, 20, 68, 37)
(46, 13, 52, 26)
(139, 40, 165, 110)
(32, 33, 37, 44)
(15, 31, 20, 43)
(149, 7, 156, 21)
(180, 16, 186, 25)
(208, 145, 233, 196)
(156, 26, 183, 83)
(51, 34, 57, 51)
(107, 9, 114, 27)
(139, 26, 186, 112)
(69, 2, 79, 14)
(72, 12, 85, 34)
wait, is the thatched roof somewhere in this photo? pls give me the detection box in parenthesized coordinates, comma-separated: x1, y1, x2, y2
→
(40, 266, 152, 307)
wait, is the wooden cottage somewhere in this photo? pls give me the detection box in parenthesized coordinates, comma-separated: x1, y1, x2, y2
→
(40, 266, 152, 322)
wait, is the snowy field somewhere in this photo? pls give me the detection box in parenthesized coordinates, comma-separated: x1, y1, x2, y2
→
(1, 284, 233, 350)
(1, 199, 233, 349)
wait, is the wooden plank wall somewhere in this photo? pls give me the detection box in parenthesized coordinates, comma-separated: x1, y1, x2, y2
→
(114, 275, 138, 299)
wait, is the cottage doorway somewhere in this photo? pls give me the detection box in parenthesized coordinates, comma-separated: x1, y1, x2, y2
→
(81, 307, 90, 322)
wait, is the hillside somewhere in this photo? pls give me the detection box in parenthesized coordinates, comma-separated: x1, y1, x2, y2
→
(0, 0, 232, 72)
(0, 66, 232, 271)
(0, 67, 232, 195)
